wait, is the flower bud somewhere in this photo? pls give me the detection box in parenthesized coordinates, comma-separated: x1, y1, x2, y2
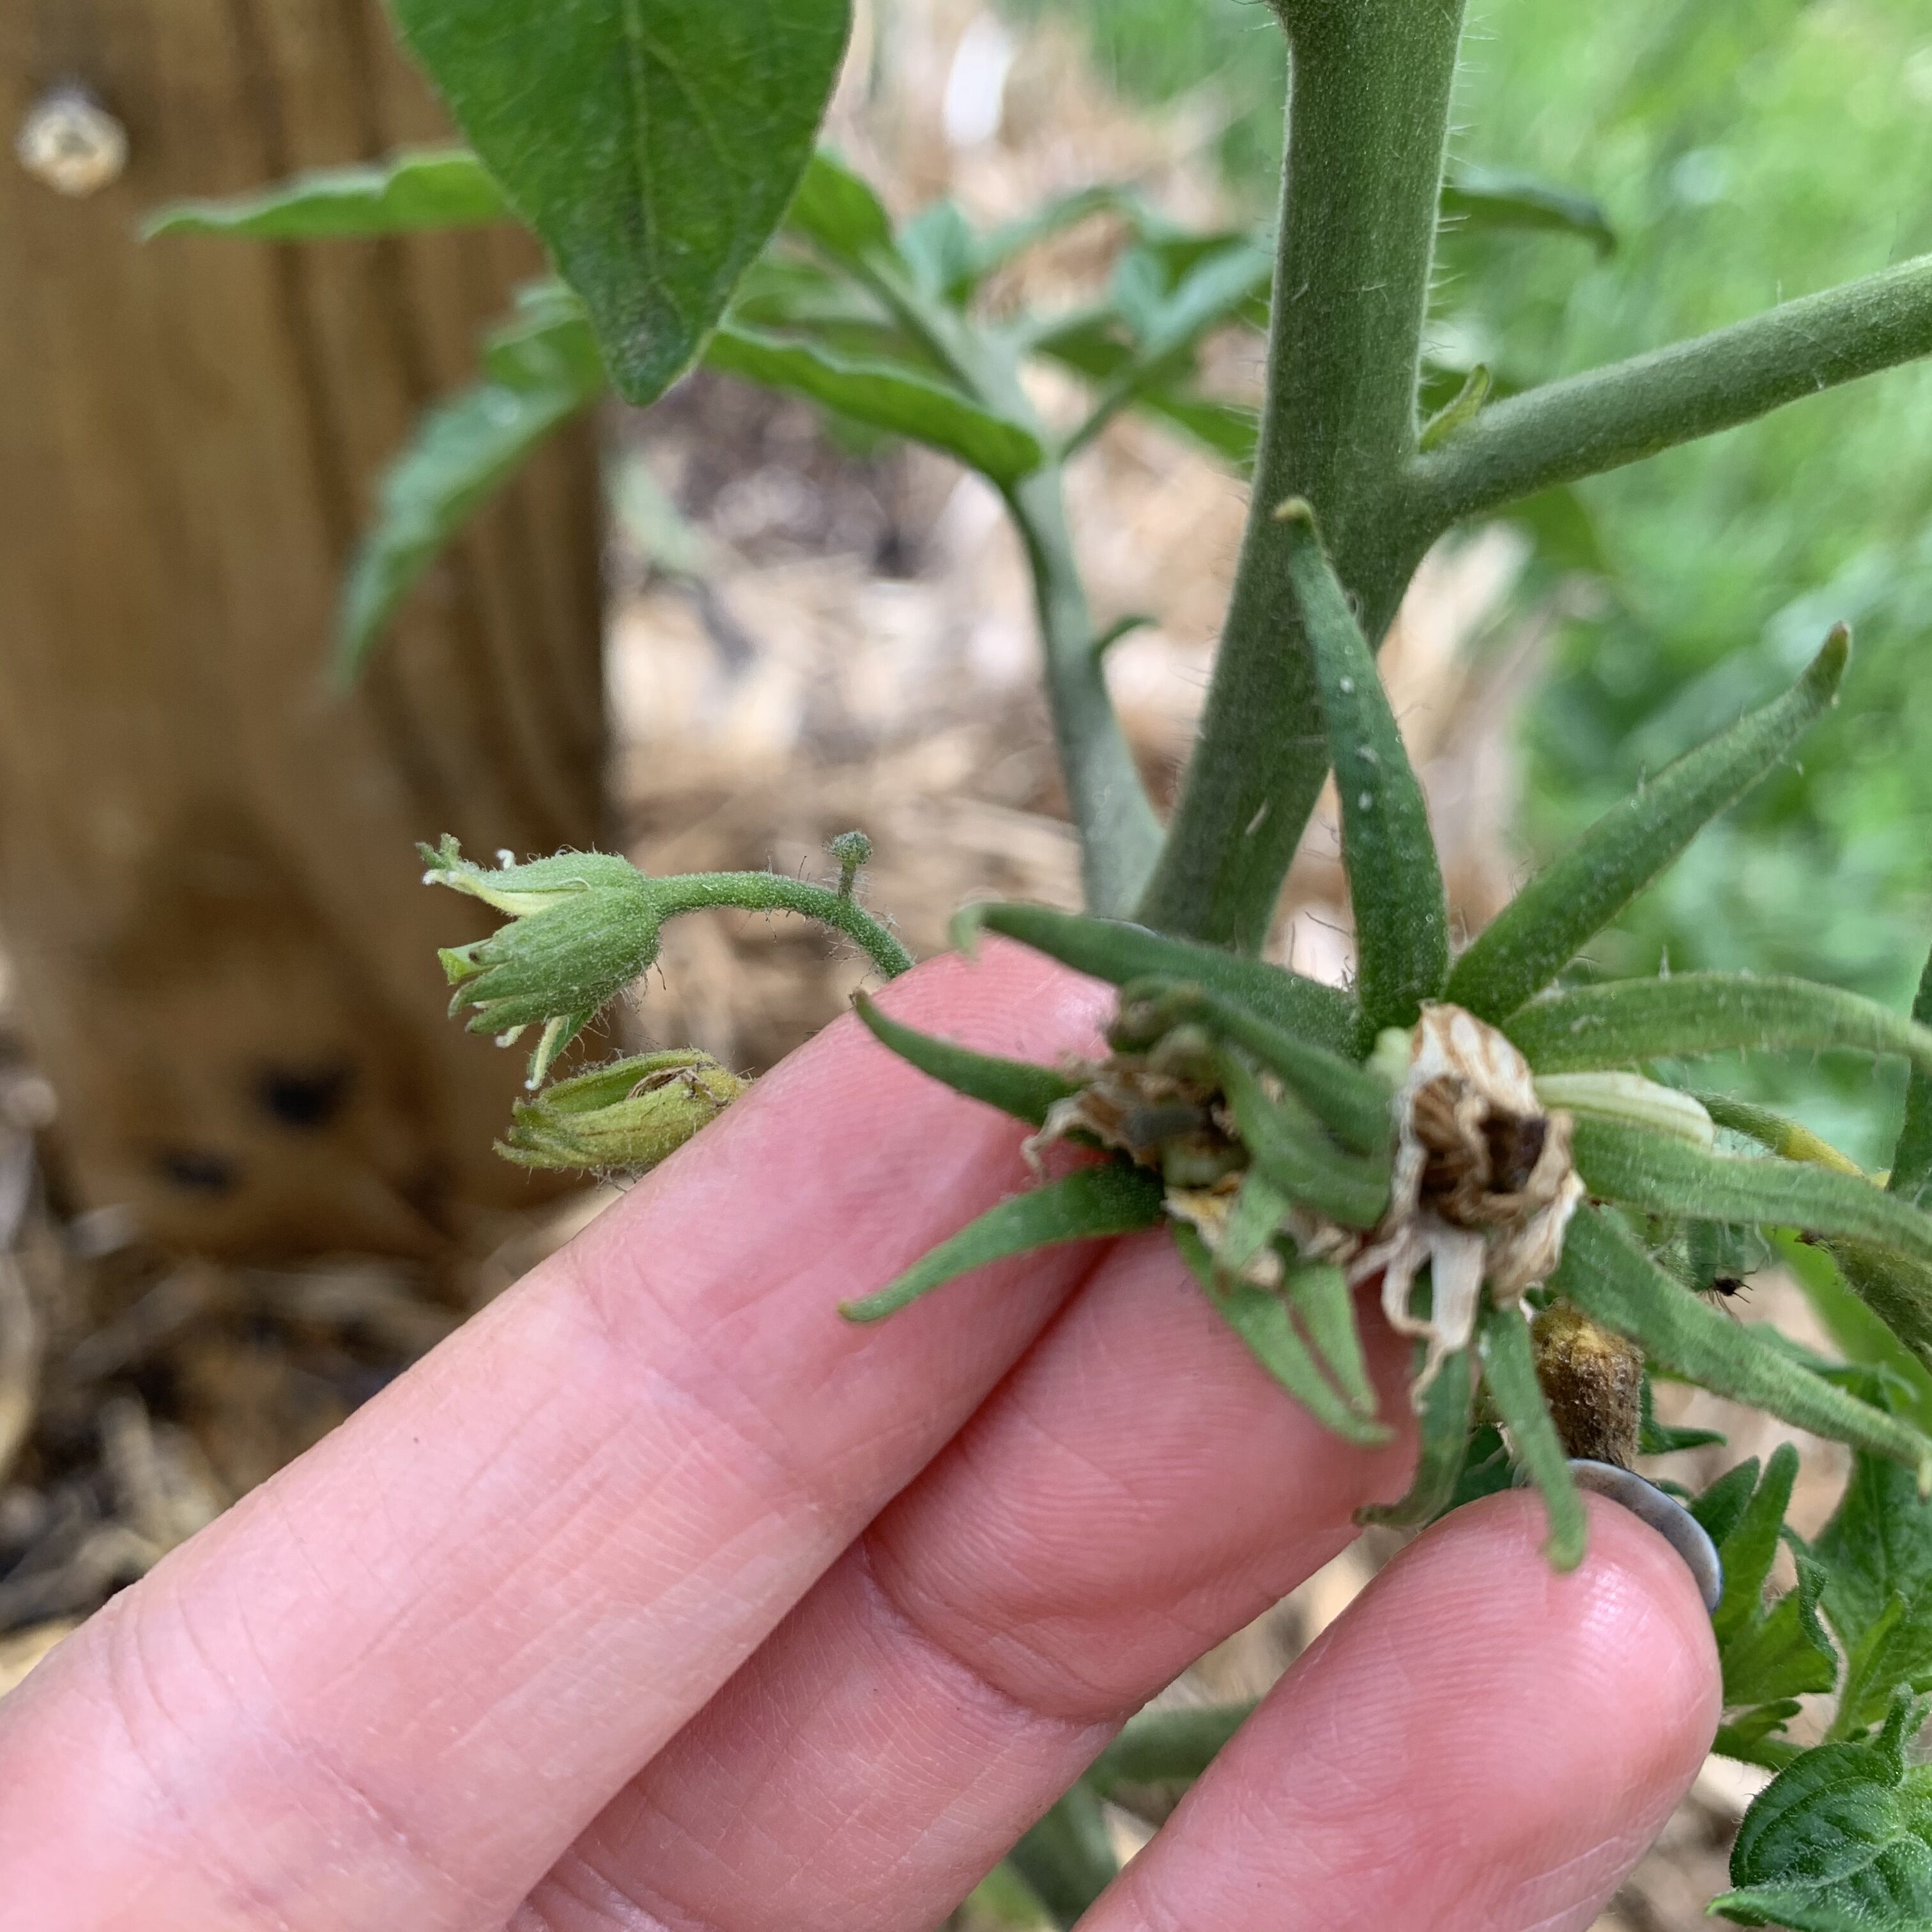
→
(496, 1050, 747, 1173)
(422, 836, 664, 1045)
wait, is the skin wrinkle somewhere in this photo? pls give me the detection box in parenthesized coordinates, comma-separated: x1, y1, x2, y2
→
(1091, 1494, 1718, 1932)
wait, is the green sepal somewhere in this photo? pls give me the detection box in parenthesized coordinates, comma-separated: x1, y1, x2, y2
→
(1274, 500, 1448, 1035)
(1696, 1092, 1864, 1173)
(1476, 1300, 1588, 1570)
(144, 146, 511, 240)
(1176, 1227, 1392, 1447)
(840, 1164, 1163, 1323)
(1358, 1344, 1476, 1530)
(1554, 1207, 1932, 1486)
(1448, 627, 1847, 1022)
(1112, 978, 1393, 1154)
(1570, 1117, 1932, 1273)
(1215, 1049, 1392, 1230)
(1890, 940, 1932, 1212)
(852, 994, 1079, 1128)
(1508, 973, 1932, 1085)
(1216, 1169, 1295, 1284)
(954, 902, 1360, 1055)
(1288, 1261, 1378, 1418)
(422, 837, 663, 1037)
(496, 1050, 746, 1172)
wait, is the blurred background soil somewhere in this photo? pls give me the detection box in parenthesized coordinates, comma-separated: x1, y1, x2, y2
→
(5, 1, 1932, 1924)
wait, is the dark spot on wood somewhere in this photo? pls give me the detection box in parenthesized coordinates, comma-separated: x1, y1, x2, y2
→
(157, 1149, 238, 1195)
(256, 1062, 353, 1131)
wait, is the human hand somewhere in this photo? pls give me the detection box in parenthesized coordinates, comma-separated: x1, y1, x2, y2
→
(0, 943, 1719, 1932)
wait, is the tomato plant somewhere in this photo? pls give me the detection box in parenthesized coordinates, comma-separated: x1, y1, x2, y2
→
(150, 2, 1932, 1920)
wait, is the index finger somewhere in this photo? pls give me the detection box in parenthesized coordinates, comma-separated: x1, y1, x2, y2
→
(0, 943, 1113, 1932)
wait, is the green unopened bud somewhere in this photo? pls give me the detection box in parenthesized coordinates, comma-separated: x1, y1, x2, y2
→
(496, 1050, 747, 1173)
(828, 830, 872, 898)
(422, 835, 663, 1049)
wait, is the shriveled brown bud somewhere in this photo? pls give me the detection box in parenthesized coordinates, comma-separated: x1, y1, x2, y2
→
(1532, 1301, 1643, 1467)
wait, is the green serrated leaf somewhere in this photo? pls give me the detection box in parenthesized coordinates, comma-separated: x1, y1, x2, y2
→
(1715, 1690, 1932, 1929)
(955, 903, 1361, 1057)
(1777, 1234, 1932, 1425)
(1176, 1227, 1392, 1447)
(1891, 942, 1932, 1214)
(1716, 1701, 1807, 1773)
(840, 1164, 1162, 1322)
(705, 325, 1043, 485)
(337, 285, 605, 676)
(1555, 1207, 1932, 1483)
(850, 995, 1078, 1128)
(1710, 1445, 1839, 1706)
(144, 146, 510, 240)
(1439, 162, 1616, 254)
(1358, 1344, 1476, 1529)
(1570, 1117, 1932, 1273)
(1817, 1429, 1932, 1736)
(389, 0, 850, 407)
(1693, 1459, 1767, 1550)
(1508, 973, 1932, 1084)
(1448, 629, 1846, 1022)
(1274, 502, 1448, 1036)
(1477, 1300, 1588, 1569)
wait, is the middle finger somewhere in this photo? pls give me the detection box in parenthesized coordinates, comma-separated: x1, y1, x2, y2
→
(520, 1232, 1418, 1932)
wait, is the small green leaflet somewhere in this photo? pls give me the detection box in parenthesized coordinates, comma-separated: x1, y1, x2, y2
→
(1275, 502, 1448, 1036)
(389, 0, 852, 407)
(1569, 1117, 1932, 1273)
(1714, 1690, 1932, 1929)
(1357, 1343, 1475, 1530)
(1507, 973, 1932, 1085)
(1476, 1302, 1587, 1569)
(336, 284, 604, 677)
(1439, 162, 1615, 254)
(706, 326, 1044, 487)
(1707, 1445, 1839, 1710)
(1175, 1227, 1391, 1448)
(851, 993, 1078, 1128)
(144, 147, 510, 240)
(1448, 627, 1846, 1022)
(841, 1163, 1163, 1322)
(953, 901, 1361, 1057)
(1817, 1419, 1932, 1736)
(1890, 939, 1932, 1212)
(1554, 1207, 1932, 1483)
(1085, 1703, 1255, 1798)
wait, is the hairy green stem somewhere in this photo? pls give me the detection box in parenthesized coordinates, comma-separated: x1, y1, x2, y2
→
(1006, 469, 1165, 914)
(859, 251, 1158, 914)
(1137, 0, 1466, 949)
(644, 872, 914, 978)
(1406, 253, 1932, 527)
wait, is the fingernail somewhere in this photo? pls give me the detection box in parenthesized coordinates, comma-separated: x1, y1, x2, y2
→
(1567, 1459, 1723, 1614)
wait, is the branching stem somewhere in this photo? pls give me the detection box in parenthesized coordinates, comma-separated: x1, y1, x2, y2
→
(1406, 252, 1932, 528)
(644, 872, 914, 978)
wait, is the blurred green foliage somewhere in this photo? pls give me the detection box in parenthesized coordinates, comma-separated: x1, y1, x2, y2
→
(1016, 0, 1932, 1162)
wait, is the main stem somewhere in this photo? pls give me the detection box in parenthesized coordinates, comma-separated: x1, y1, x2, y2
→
(1006, 468, 1165, 917)
(1136, 0, 1466, 951)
